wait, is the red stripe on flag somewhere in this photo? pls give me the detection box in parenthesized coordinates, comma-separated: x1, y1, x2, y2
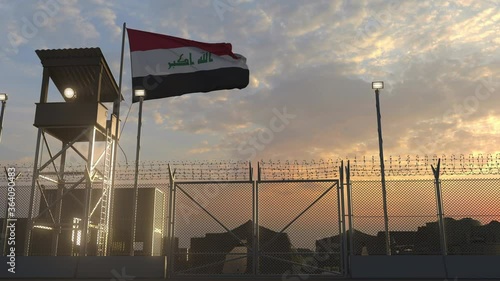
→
(127, 28, 237, 58)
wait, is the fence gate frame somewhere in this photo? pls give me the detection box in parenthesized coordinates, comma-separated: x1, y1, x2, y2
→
(165, 162, 347, 278)
(166, 164, 256, 278)
(256, 173, 346, 277)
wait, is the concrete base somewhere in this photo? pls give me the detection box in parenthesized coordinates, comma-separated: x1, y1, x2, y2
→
(2, 255, 500, 279)
(1, 256, 78, 278)
(351, 255, 500, 279)
(0, 256, 166, 279)
(351, 255, 447, 279)
(445, 255, 500, 279)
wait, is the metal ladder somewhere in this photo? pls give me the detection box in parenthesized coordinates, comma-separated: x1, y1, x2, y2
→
(97, 128, 114, 256)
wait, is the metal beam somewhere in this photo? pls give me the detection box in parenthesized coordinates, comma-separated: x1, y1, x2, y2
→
(95, 64, 103, 103)
(32, 175, 87, 221)
(166, 164, 176, 277)
(36, 181, 56, 224)
(38, 128, 89, 172)
(346, 161, 354, 262)
(338, 161, 346, 276)
(80, 126, 95, 256)
(70, 144, 88, 162)
(252, 177, 258, 275)
(41, 132, 62, 183)
(38, 174, 59, 184)
(51, 144, 66, 256)
(432, 159, 447, 256)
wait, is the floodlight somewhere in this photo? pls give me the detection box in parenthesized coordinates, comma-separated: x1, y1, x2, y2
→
(0, 93, 7, 101)
(372, 81, 384, 90)
(63, 88, 76, 99)
(134, 89, 145, 97)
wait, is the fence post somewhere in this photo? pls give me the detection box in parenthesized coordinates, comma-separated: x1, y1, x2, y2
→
(345, 161, 354, 272)
(166, 164, 176, 278)
(431, 159, 447, 256)
(252, 162, 258, 276)
(338, 161, 346, 276)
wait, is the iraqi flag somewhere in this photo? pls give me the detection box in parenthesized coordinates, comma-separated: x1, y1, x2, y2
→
(127, 28, 249, 103)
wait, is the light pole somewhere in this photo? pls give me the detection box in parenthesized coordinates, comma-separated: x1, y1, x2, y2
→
(0, 93, 8, 143)
(130, 88, 145, 256)
(0, 93, 8, 256)
(372, 81, 391, 255)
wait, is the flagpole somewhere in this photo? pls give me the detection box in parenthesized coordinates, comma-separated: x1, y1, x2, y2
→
(130, 93, 144, 256)
(108, 22, 126, 256)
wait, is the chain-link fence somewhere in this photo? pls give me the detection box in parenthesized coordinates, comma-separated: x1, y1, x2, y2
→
(350, 178, 500, 256)
(1, 156, 500, 265)
(257, 180, 341, 275)
(171, 181, 253, 275)
(441, 178, 500, 255)
(350, 179, 440, 255)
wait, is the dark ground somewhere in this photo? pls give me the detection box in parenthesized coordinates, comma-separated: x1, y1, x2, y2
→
(0, 277, 490, 281)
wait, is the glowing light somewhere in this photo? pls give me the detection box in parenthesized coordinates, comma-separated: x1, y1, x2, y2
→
(63, 88, 76, 99)
(72, 217, 82, 246)
(134, 89, 145, 97)
(33, 225, 52, 230)
(372, 81, 384, 89)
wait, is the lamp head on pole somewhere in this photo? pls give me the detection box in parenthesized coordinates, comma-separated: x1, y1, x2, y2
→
(372, 81, 384, 90)
(134, 89, 145, 98)
(0, 93, 8, 102)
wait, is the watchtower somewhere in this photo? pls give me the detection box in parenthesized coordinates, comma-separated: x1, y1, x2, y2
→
(24, 48, 122, 256)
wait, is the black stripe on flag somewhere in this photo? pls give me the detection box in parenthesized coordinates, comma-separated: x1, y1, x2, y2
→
(132, 67, 249, 102)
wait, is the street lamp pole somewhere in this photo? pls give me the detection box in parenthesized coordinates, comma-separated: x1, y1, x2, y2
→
(372, 82, 391, 255)
(0, 93, 8, 143)
(130, 88, 145, 256)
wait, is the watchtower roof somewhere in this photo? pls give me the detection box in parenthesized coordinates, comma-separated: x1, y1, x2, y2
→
(36, 48, 123, 102)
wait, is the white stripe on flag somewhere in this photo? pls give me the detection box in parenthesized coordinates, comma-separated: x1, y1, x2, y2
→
(130, 47, 248, 77)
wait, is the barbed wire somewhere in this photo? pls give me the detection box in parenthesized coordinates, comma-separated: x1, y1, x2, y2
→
(259, 154, 500, 180)
(2, 154, 500, 182)
(168, 160, 250, 181)
(258, 159, 340, 180)
(0, 160, 251, 183)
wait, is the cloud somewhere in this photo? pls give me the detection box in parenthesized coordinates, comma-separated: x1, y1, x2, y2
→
(129, 0, 498, 161)
(0, 0, 498, 163)
(154, 111, 164, 125)
(92, 6, 122, 39)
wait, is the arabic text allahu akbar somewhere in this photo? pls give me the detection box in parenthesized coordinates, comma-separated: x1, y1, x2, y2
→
(168, 52, 213, 69)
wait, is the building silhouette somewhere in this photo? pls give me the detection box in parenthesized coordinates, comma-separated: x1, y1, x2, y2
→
(315, 218, 500, 257)
(8, 187, 165, 256)
(187, 220, 293, 274)
(416, 218, 500, 255)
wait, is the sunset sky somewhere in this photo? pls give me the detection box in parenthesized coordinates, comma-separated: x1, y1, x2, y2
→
(0, 0, 498, 165)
